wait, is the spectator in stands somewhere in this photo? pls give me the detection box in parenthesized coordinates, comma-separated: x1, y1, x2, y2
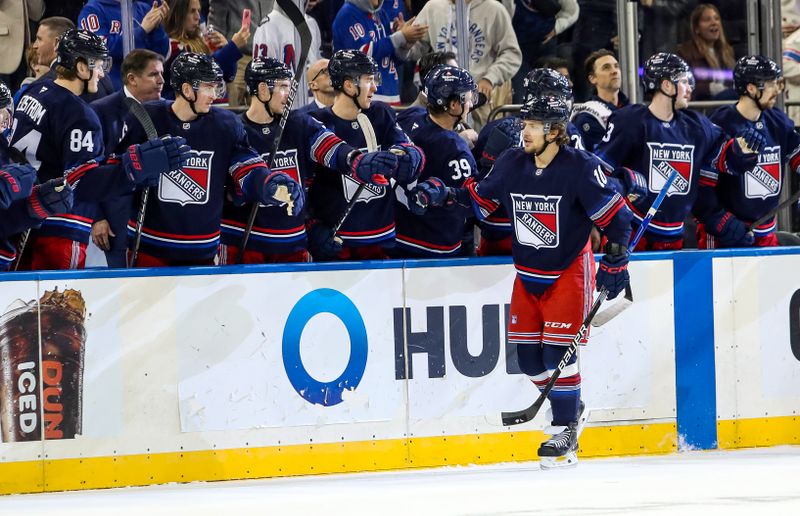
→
(677, 4, 737, 101)
(296, 58, 335, 115)
(406, 0, 521, 131)
(162, 0, 249, 100)
(208, 0, 272, 107)
(333, 0, 428, 105)
(0, 0, 44, 92)
(78, 0, 170, 89)
(510, 0, 579, 103)
(14, 16, 75, 103)
(784, 24, 800, 125)
(90, 49, 165, 268)
(253, 0, 322, 111)
(27, 15, 114, 103)
(571, 49, 629, 151)
(571, 0, 616, 102)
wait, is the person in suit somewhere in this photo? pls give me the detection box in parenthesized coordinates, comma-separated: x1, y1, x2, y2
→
(89, 49, 165, 267)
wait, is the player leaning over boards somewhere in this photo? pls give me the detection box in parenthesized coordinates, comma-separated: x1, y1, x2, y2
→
(8, 29, 189, 270)
(411, 95, 633, 468)
(695, 55, 800, 248)
(219, 57, 406, 264)
(307, 49, 424, 261)
(595, 52, 766, 251)
(118, 52, 303, 267)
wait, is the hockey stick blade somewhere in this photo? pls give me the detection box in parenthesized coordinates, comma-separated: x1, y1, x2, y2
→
(500, 167, 681, 426)
(591, 284, 633, 327)
(238, 0, 313, 262)
(124, 98, 158, 268)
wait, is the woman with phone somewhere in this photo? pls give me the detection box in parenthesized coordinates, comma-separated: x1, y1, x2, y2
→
(161, 0, 250, 100)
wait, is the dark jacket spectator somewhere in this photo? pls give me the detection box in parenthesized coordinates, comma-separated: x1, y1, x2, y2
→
(677, 3, 736, 101)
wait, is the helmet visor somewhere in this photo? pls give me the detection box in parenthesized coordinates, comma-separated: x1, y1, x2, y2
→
(88, 56, 112, 73)
(358, 73, 381, 89)
(674, 71, 696, 90)
(198, 81, 225, 99)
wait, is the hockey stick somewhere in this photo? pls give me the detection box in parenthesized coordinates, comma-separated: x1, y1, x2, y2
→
(591, 283, 633, 327)
(237, 0, 312, 263)
(124, 98, 158, 268)
(500, 167, 680, 426)
(331, 113, 377, 237)
(749, 188, 800, 230)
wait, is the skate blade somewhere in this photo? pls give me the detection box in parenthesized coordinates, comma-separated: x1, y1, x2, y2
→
(539, 451, 578, 470)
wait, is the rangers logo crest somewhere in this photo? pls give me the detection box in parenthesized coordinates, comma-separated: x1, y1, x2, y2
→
(341, 146, 385, 203)
(159, 150, 214, 206)
(647, 142, 694, 196)
(745, 146, 781, 199)
(262, 149, 300, 183)
(511, 193, 561, 249)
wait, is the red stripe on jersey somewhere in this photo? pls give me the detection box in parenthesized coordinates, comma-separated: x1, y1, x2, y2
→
(396, 233, 461, 251)
(338, 222, 395, 237)
(699, 176, 717, 187)
(790, 152, 800, 172)
(232, 162, 265, 183)
(594, 197, 625, 228)
(128, 224, 221, 240)
(717, 138, 734, 173)
(66, 162, 99, 185)
(554, 374, 582, 386)
(515, 263, 566, 277)
(313, 134, 341, 165)
(222, 219, 305, 234)
(468, 182, 498, 213)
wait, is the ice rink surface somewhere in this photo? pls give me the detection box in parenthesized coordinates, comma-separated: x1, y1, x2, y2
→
(1, 447, 799, 516)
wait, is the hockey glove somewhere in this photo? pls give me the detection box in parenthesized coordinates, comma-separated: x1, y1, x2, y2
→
(0, 163, 37, 209)
(726, 127, 766, 173)
(123, 135, 191, 187)
(306, 222, 343, 261)
(704, 211, 755, 247)
(596, 243, 630, 300)
(390, 143, 425, 185)
(410, 177, 451, 216)
(350, 150, 397, 186)
(612, 166, 649, 202)
(480, 117, 522, 170)
(27, 179, 74, 219)
(259, 172, 305, 214)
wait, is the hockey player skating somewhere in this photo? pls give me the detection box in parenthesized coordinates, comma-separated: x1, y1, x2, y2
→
(415, 95, 633, 468)
(696, 55, 800, 248)
(118, 52, 303, 267)
(307, 49, 424, 261)
(219, 57, 405, 263)
(473, 67, 585, 256)
(595, 52, 766, 251)
(8, 29, 188, 270)
(394, 65, 478, 257)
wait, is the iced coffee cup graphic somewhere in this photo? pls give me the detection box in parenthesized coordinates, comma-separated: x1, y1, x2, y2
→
(0, 288, 87, 442)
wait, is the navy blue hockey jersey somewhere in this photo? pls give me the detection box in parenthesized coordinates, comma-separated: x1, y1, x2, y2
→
(471, 117, 585, 241)
(571, 93, 629, 152)
(595, 104, 729, 243)
(308, 102, 411, 247)
(468, 146, 631, 294)
(0, 139, 40, 269)
(8, 80, 132, 244)
(395, 113, 476, 256)
(118, 100, 271, 261)
(701, 105, 800, 237)
(221, 111, 351, 254)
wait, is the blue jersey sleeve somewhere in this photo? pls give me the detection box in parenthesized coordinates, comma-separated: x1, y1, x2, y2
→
(575, 158, 632, 245)
(229, 117, 273, 203)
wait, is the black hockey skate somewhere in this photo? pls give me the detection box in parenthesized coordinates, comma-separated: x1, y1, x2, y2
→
(538, 402, 586, 470)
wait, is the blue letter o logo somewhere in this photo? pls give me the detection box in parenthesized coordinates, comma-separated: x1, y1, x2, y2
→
(282, 289, 368, 406)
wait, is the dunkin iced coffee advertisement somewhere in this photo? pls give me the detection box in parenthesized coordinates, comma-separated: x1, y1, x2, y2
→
(0, 288, 86, 442)
(0, 280, 125, 444)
